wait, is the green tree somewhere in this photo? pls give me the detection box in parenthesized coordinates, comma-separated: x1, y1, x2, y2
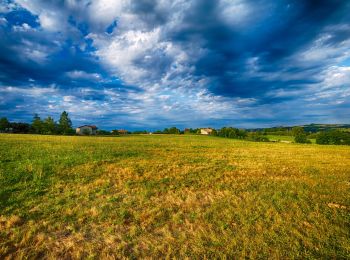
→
(316, 130, 350, 145)
(291, 127, 304, 137)
(43, 116, 56, 134)
(168, 127, 180, 134)
(58, 111, 73, 134)
(247, 132, 269, 142)
(32, 114, 43, 134)
(295, 133, 311, 144)
(0, 117, 10, 131)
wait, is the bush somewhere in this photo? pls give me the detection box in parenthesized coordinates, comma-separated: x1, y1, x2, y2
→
(97, 130, 111, 135)
(316, 130, 350, 145)
(247, 132, 270, 142)
(218, 127, 246, 139)
(295, 133, 311, 144)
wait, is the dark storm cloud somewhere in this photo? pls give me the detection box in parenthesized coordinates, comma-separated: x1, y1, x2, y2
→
(0, 4, 127, 90)
(164, 0, 350, 99)
(130, 0, 169, 27)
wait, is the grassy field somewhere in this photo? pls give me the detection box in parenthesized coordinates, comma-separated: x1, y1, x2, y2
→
(0, 134, 349, 258)
(266, 135, 295, 142)
(266, 135, 316, 143)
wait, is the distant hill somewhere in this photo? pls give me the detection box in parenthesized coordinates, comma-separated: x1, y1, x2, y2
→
(300, 124, 350, 133)
(248, 124, 350, 133)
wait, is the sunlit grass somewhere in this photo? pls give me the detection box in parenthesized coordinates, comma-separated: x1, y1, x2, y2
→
(0, 134, 349, 258)
(267, 134, 316, 143)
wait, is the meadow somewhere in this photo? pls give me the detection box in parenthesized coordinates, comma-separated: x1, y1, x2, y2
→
(0, 134, 349, 258)
(266, 135, 316, 143)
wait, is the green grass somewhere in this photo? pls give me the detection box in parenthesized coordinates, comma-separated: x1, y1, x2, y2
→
(267, 135, 316, 143)
(0, 134, 349, 258)
(266, 134, 295, 142)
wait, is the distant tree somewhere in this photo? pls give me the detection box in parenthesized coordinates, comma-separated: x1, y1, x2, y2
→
(10, 122, 31, 133)
(316, 130, 350, 145)
(292, 127, 304, 137)
(316, 132, 329, 145)
(211, 129, 218, 136)
(183, 128, 201, 134)
(42, 116, 56, 134)
(161, 127, 180, 134)
(295, 133, 311, 144)
(58, 111, 73, 135)
(168, 127, 180, 134)
(216, 127, 247, 139)
(184, 128, 192, 134)
(97, 130, 112, 135)
(247, 132, 269, 142)
(238, 129, 247, 139)
(111, 130, 120, 135)
(307, 132, 319, 139)
(32, 114, 43, 134)
(132, 130, 148, 134)
(0, 117, 10, 131)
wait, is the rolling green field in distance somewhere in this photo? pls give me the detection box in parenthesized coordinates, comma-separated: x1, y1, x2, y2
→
(0, 134, 349, 258)
(266, 135, 316, 143)
(266, 135, 295, 142)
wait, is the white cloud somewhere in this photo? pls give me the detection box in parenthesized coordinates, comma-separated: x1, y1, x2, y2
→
(38, 11, 62, 31)
(12, 39, 51, 63)
(12, 23, 33, 32)
(0, 85, 57, 96)
(66, 70, 101, 81)
(87, 0, 127, 30)
(218, 0, 252, 26)
(63, 95, 75, 102)
(89, 28, 180, 85)
(0, 17, 7, 25)
(14, 0, 69, 32)
(322, 66, 350, 89)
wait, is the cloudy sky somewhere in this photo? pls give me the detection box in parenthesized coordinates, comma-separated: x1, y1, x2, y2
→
(0, 0, 349, 130)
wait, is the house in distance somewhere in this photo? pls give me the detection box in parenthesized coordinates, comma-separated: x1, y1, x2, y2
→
(76, 125, 98, 135)
(111, 129, 128, 135)
(200, 128, 213, 135)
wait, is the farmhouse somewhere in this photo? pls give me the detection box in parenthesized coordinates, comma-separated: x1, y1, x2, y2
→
(117, 129, 128, 135)
(111, 129, 129, 135)
(76, 125, 98, 135)
(200, 128, 213, 135)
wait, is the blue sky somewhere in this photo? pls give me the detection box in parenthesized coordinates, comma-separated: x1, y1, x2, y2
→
(0, 0, 349, 130)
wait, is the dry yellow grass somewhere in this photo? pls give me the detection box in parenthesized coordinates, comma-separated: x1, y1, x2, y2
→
(0, 134, 349, 258)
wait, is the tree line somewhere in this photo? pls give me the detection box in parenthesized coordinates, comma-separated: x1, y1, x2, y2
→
(1, 115, 349, 145)
(151, 126, 350, 145)
(0, 111, 74, 135)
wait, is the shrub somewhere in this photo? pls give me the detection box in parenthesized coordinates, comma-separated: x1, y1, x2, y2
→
(316, 130, 350, 145)
(218, 127, 246, 139)
(247, 132, 270, 142)
(295, 133, 311, 144)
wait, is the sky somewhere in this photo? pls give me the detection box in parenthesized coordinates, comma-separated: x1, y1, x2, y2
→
(0, 0, 350, 130)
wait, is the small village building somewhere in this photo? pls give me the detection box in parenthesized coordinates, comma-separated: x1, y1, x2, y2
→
(200, 128, 213, 135)
(117, 129, 128, 135)
(76, 125, 98, 135)
(111, 129, 128, 135)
